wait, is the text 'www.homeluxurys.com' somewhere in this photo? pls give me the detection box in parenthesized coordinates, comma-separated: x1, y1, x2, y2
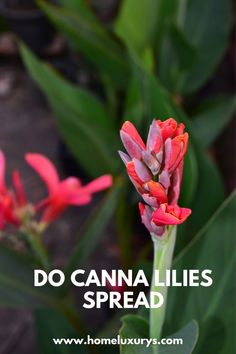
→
(53, 335, 184, 347)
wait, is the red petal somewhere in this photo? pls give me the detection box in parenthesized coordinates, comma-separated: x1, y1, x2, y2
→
(120, 131, 143, 159)
(12, 170, 26, 207)
(25, 153, 59, 195)
(121, 121, 145, 149)
(81, 175, 112, 194)
(42, 204, 66, 223)
(146, 181, 167, 204)
(0, 150, 6, 193)
(127, 161, 144, 186)
(157, 118, 177, 141)
(152, 203, 191, 225)
(174, 123, 185, 136)
(168, 160, 183, 205)
(146, 120, 162, 154)
(168, 133, 189, 173)
(67, 193, 92, 206)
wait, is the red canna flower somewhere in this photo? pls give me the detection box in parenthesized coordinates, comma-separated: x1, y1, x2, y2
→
(0, 151, 27, 229)
(119, 118, 191, 237)
(152, 204, 192, 226)
(139, 202, 165, 236)
(25, 153, 113, 223)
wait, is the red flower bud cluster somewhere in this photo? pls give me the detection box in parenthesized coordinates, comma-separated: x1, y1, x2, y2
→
(0, 151, 112, 231)
(119, 118, 191, 237)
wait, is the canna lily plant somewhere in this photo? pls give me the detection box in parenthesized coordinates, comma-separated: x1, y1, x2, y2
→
(0, 151, 112, 269)
(119, 118, 191, 344)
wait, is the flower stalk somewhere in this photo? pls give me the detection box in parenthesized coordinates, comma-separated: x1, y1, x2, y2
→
(150, 226, 176, 347)
(21, 227, 50, 271)
(119, 117, 192, 349)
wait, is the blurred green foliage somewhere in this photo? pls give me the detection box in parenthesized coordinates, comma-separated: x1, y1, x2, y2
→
(0, 0, 234, 353)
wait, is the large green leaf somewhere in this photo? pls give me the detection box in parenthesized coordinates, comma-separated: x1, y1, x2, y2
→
(114, 0, 159, 52)
(38, 0, 129, 89)
(159, 321, 199, 354)
(20, 44, 119, 177)
(120, 315, 198, 354)
(57, 0, 96, 20)
(0, 244, 56, 307)
(153, 0, 179, 52)
(120, 315, 150, 354)
(165, 191, 236, 354)
(167, 101, 225, 252)
(158, 23, 197, 93)
(192, 95, 235, 148)
(176, 0, 232, 94)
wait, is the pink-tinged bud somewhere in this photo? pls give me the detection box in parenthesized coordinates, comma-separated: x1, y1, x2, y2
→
(142, 194, 159, 208)
(121, 121, 146, 149)
(157, 118, 177, 141)
(152, 204, 191, 226)
(142, 151, 161, 175)
(168, 133, 189, 173)
(174, 123, 185, 136)
(120, 121, 145, 159)
(119, 118, 191, 238)
(139, 203, 165, 236)
(145, 181, 167, 204)
(146, 120, 162, 154)
(126, 160, 152, 192)
(118, 151, 131, 166)
(168, 161, 183, 205)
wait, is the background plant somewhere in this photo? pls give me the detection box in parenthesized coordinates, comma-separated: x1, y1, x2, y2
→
(0, 0, 234, 353)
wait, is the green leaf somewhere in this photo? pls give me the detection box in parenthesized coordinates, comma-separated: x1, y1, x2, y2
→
(64, 183, 122, 284)
(57, 0, 96, 21)
(159, 23, 197, 92)
(192, 95, 236, 147)
(38, 0, 129, 89)
(0, 244, 56, 307)
(20, 43, 118, 177)
(34, 308, 89, 354)
(176, 0, 233, 94)
(166, 191, 236, 353)
(153, 0, 179, 52)
(179, 145, 198, 206)
(120, 315, 198, 354)
(120, 315, 150, 354)
(114, 0, 159, 52)
(168, 102, 225, 251)
(159, 320, 199, 354)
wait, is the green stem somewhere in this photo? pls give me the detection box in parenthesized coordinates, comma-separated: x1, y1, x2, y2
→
(21, 228, 50, 271)
(150, 226, 177, 350)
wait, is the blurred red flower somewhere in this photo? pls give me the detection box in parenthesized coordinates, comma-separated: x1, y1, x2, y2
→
(0, 151, 26, 229)
(26, 153, 112, 223)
